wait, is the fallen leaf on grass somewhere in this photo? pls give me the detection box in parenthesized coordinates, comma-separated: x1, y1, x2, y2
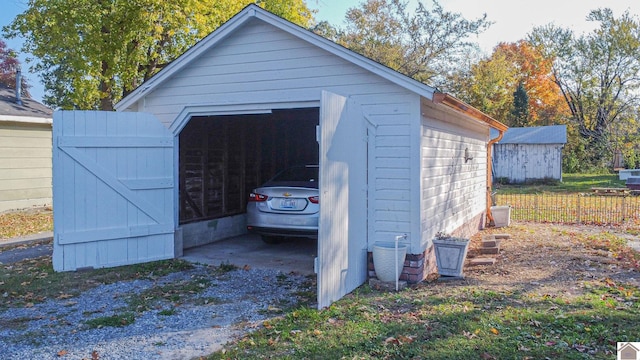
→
(490, 327, 500, 335)
(528, 319, 541, 327)
(573, 344, 588, 352)
(397, 335, 416, 344)
(518, 344, 531, 352)
(384, 337, 400, 345)
(463, 330, 477, 339)
(384, 335, 416, 346)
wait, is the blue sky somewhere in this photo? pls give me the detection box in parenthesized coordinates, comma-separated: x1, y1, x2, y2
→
(2, 0, 639, 105)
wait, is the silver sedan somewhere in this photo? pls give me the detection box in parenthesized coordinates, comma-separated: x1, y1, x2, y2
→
(246, 165, 319, 243)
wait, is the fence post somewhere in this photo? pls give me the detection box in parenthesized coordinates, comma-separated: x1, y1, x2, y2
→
(577, 194, 581, 224)
(622, 195, 626, 223)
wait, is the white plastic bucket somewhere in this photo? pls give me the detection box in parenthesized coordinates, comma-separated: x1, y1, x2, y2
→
(372, 242, 407, 282)
(491, 205, 511, 227)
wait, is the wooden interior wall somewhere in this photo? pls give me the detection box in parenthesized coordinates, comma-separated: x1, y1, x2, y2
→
(179, 108, 319, 224)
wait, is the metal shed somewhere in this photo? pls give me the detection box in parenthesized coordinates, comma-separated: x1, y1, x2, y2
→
(52, 5, 507, 308)
(492, 125, 567, 183)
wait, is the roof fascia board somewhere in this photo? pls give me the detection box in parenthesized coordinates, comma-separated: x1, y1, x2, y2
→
(116, 4, 436, 111)
(0, 115, 53, 124)
(432, 92, 508, 132)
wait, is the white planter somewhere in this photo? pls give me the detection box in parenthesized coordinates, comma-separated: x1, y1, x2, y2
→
(491, 205, 511, 227)
(433, 238, 469, 278)
(372, 242, 407, 282)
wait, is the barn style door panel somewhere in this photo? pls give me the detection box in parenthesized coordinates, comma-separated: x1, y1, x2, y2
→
(52, 111, 175, 271)
(317, 91, 368, 309)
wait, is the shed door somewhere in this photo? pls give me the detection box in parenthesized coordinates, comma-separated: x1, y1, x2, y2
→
(52, 111, 175, 271)
(317, 91, 368, 309)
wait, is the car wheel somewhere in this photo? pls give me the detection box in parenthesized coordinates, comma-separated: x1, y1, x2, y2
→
(261, 235, 281, 244)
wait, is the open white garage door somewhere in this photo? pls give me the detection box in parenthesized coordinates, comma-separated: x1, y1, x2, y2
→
(52, 111, 175, 271)
(317, 92, 368, 309)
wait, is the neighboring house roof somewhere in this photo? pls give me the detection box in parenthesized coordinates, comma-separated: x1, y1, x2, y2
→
(491, 125, 567, 144)
(0, 85, 53, 124)
(115, 4, 507, 132)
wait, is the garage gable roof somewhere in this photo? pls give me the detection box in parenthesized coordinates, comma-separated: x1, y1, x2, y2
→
(116, 4, 438, 111)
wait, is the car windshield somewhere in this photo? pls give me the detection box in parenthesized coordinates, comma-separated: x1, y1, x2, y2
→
(265, 165, 318, 188)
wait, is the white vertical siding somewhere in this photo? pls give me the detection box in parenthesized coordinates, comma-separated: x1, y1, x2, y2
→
(362, 95, 420, 251)
(127, 19, 419, 252)
(493, 144, 563, 183)
(0, 122, 52, 212)
(419, 103, 488, 252)
(128, 19, 412, 127)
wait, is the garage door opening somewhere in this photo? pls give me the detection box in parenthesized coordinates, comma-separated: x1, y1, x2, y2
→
(178, 107, 319, 250)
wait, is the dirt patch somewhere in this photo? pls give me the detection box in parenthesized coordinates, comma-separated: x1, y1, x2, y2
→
(462, 222, 640, 297)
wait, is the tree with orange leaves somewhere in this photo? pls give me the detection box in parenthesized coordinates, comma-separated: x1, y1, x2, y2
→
(457, 40, 569, 127)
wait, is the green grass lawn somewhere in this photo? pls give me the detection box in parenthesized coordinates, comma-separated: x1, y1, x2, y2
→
(203, 223, 640, 359)
(495, 173, 627, 194)
(206, 281, 638, 360)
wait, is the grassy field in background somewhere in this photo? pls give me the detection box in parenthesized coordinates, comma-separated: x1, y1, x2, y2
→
(495, 173, 626, 194)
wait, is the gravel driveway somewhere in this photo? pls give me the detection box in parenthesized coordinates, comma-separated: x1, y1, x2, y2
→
(0, 263, 314, 359)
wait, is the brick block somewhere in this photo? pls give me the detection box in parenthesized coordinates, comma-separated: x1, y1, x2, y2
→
(468, 257, 496, 266)
(480, 246, 500, 254)
(404, 266, 424, 275)
(408, 259, 424, 268)
(481, 238, 501, 248)
(494, 233, 511, 239)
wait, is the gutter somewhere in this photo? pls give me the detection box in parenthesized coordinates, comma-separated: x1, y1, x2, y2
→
(432, 92, 508, 227)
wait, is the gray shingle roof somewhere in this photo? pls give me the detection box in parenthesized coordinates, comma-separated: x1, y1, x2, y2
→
(491, 125, 567, 144)
(0, 85, 52, 119)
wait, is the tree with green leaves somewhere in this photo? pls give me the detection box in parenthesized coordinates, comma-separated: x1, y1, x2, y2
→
(510, 82, 529, 127)
(529, 8, 640, 170)
(3, 0, 314, 110)
(314, 0, 491, 87)
(0, 39, 30, 96)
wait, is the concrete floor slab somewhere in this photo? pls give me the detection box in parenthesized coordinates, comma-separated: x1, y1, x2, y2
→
(181, 233, 317, 275)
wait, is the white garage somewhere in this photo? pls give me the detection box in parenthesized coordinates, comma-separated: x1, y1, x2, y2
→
(53, 5, 507, 308)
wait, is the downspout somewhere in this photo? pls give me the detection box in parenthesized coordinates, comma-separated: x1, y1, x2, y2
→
(486, 130, 504, 226)
(432, 92, 508, 227)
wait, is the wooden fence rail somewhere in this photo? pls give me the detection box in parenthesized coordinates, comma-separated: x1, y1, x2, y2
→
(494, 193, 640, 226)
